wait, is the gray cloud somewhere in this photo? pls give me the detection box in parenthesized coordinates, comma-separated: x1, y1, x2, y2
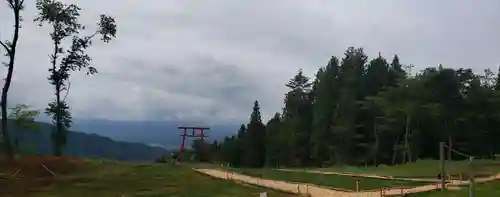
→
(1, 0, 499, 123)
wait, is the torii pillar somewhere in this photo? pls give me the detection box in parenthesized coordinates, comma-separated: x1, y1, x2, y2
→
(177, 126, 209, 153)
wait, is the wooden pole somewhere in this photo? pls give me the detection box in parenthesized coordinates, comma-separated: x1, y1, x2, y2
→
(180, 128, 187, 152)
(42, 164, 57, 177)
(468, 156, 475, 197)
(356, 180, 360, 192)
(10, 168, 21, 178)
(440, 142, 445, 191)
(200, 128, 204, 153)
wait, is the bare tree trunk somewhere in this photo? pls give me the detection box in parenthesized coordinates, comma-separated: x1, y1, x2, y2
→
(1, 97, 13, 160)
(402, 148, 406, 164)
(54, 82, 63, 156)
(1, 0, 23, 161)
(50, 40, 63, 156)
(488, 134, 494, 158)
(373, 121, 379, 166)
(445, 119, 452, 161)
(448, 134, 453, 161)
(392, 134, 400, 165)
(405, 115, 412, 163)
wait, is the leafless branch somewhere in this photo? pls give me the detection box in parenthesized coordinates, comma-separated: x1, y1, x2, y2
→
(7, 0, 14, 8)
(62, 81, 71, 102)
(88, 31, 98, 40)
(0, 40, 11, 55)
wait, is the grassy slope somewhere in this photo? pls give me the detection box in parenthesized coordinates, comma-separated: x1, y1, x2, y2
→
(227, 168, 429, 191)
(0, 159, 294, 197)
(310, 159, 500, 178)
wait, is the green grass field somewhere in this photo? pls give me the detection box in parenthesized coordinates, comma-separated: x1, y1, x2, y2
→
(226, 168, 430, 191)
(310, 159, 500, 178)
(0, 158, 294, 197)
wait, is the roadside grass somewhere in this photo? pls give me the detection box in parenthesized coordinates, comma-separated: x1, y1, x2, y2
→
(226, 168, 430, 191)
(0, 157, 294, 197)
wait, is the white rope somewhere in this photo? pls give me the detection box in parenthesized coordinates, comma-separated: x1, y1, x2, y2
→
(443, 144, 472, 158)
(443, 144, 499, 161)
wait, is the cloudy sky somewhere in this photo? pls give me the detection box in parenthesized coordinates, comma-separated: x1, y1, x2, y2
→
(0, 0, 499, 124)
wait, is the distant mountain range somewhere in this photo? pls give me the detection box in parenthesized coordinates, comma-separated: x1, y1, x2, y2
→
(2, 119, 240, 161)
(71, 119, 240, 150)
(6, 121, 169, 161)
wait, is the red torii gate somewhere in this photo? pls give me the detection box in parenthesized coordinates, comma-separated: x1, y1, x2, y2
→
(177, 126, 209, 153)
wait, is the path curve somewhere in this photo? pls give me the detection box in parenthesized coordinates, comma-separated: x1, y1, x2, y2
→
(277, 169, 462, 184)
(277, 169, 500, 185)
(193, 168, 479, 197)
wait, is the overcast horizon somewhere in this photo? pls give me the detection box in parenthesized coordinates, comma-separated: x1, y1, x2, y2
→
(1, 0, 499, 124)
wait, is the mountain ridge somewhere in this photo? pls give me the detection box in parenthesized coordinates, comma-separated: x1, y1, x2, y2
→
(5, 121, 170, 161)
(71, 119, 240, 149)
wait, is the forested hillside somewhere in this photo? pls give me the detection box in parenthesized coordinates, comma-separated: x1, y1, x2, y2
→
(1, 121, 169, 161)
(197, 47, 500, 168)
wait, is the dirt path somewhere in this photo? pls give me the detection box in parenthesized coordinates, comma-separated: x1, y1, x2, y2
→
(194, 168, 361, 197)
(277, 169, 468, 184)
(193, 168, 485, 197)
(277, 169, 500, 186)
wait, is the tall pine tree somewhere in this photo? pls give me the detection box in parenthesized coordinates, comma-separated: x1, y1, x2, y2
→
(331, 47, 367, 164)
(265, 113, 282, 167)
(282, 70, 313, 166)
(244, 101, 267, 167)
(310, 57, 340, 166)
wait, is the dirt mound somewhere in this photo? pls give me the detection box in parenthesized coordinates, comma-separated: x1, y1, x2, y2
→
(0, 156, 86, 178)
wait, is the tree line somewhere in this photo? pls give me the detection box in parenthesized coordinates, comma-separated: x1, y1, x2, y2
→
(195, 47, 500, 168)
(0, 0, 117, 160)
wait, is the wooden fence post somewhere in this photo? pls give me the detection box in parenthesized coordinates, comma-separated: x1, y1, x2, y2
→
(356, 180, 360, 192)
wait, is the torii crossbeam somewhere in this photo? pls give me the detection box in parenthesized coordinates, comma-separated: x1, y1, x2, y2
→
(177, 126, 209, 152)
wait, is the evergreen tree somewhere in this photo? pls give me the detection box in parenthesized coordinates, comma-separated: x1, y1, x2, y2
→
(332, 47, 367, 164)
(310, 57, 340, 166)
(388, 55, 406, 86)
(359, 54, 391, 165)
(222, 136, 238, 166)
(244, 100, 266, 167)
(234, 124, 247, 166)
(283, 70, 313, 166)
(265, 113, 282, 167)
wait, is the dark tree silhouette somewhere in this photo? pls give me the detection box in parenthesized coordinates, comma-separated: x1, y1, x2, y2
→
(0, 0, 25, 160)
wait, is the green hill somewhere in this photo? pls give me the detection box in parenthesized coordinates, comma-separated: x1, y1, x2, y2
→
(2, 121, 169, 161)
